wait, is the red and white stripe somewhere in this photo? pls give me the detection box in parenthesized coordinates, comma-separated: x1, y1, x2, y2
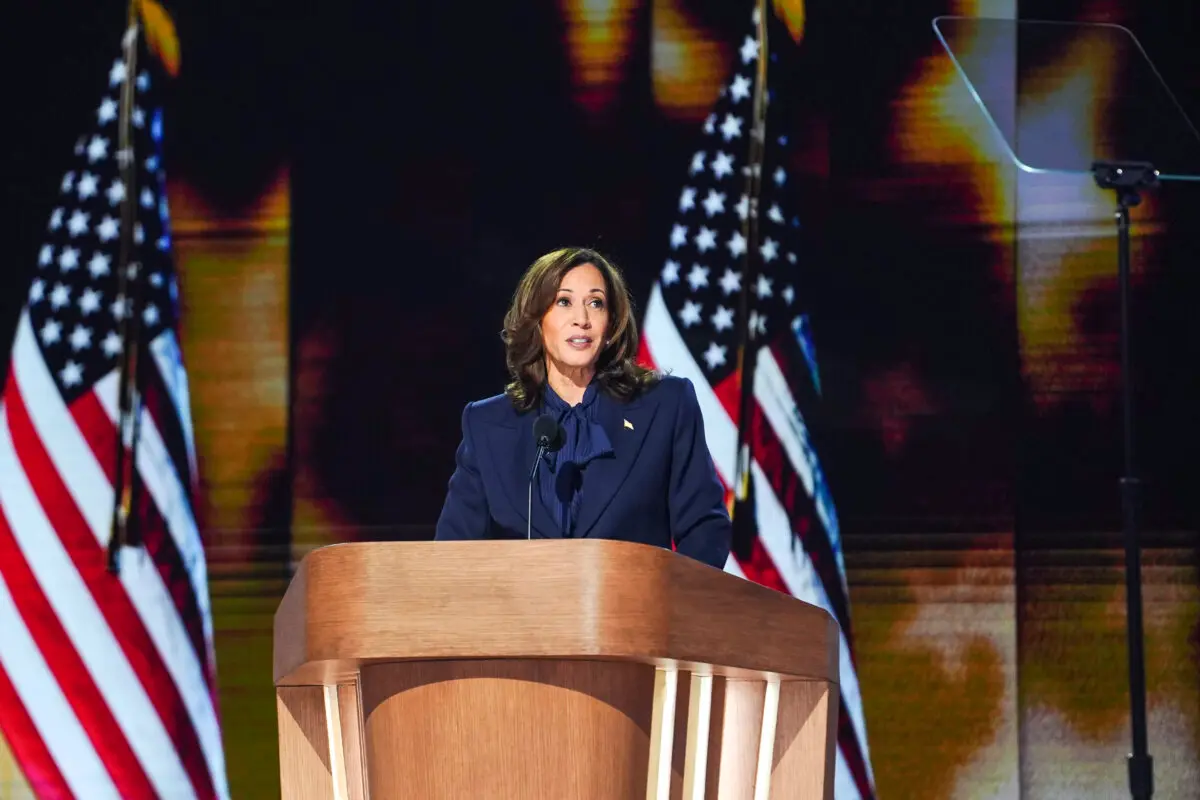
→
(642, 284, 875, 800)
(0, 312, 228, 799)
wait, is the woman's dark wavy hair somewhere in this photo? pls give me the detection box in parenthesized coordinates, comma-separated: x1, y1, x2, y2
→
(502, 247, 659, 412)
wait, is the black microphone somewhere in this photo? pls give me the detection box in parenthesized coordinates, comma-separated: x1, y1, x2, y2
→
(528, 414, 565, 540)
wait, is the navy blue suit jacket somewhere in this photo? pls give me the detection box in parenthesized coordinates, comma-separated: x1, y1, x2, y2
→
(435, 375, 732, 569)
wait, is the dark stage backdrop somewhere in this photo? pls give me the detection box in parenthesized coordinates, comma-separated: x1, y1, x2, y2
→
(2, 0, 1197, 797)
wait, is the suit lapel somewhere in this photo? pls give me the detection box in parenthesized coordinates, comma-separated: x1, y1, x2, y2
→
(485, 410, 560, 538)
(572, 391, 659, 539)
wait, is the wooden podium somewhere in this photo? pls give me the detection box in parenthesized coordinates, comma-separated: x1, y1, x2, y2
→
(274, 540, 840, 799)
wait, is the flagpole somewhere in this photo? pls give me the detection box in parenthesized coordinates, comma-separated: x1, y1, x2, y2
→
(730, 0, 771, 560)
(106, 0, 146, 574)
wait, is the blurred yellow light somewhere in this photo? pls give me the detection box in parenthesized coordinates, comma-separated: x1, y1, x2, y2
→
(772, 0, 805, 44)
(559, 0, 638, 116)
(167, 166, 290, 563)
(650, 0, 728, 121)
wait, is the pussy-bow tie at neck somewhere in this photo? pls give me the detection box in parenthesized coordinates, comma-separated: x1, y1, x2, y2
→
(539, 382, 614, 536)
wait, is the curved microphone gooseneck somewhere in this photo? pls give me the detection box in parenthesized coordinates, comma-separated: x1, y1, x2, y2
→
(528, 414, 565, 540)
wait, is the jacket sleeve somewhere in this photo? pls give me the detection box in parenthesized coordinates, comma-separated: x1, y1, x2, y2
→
(668, 378, 733, 568)
(434, 402, 491, 540)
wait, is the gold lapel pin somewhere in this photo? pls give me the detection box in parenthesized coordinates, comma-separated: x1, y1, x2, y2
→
(623, 419, 634, 430)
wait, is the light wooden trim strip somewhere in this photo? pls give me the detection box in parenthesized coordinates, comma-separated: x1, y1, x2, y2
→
(753, 675, 781, 800)
(682, 672, 713, 800)
(353, 673, 369, 800)
(323, 684, 349, 800)
(646, 665, 679, 799)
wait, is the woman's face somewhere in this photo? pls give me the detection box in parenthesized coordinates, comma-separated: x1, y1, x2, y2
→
(540, 263, 610, 377)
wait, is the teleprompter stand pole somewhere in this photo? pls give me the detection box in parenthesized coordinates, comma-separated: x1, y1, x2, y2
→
(1091, 159, 1158, 800)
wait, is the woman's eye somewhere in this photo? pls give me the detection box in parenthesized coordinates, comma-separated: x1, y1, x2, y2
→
(589, 299, 605, 309)
(556, 297, 570, 306)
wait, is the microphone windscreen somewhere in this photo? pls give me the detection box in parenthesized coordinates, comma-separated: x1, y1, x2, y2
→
(533, 414, 560, 448)
(546, 422, 566, 453)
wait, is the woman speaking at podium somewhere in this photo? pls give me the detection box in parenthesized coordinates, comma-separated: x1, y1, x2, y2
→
(435, 247, 732, 569)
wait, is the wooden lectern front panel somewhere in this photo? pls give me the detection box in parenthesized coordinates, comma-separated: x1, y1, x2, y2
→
(358, 660, 656, 799)
(769, 681, 839, 799)
(276, 687, 334, 800)
(635, 673, 840, 800)
(272, 544, 841, 798)
(276, 684, 367, 800)
(311, 661, 838, 800)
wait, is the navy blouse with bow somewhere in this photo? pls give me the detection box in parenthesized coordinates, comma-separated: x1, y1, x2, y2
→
(538, 382, 613, 536)
(434, 374, 733, 569)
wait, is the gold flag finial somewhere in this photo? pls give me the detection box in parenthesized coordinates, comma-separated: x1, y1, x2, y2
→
(135, 0, 181, 77)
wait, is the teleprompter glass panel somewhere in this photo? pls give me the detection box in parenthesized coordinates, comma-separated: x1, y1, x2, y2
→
(932, 16, 1200, 181)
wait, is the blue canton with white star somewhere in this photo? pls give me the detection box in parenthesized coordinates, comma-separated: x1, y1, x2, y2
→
(658, 8, 812, 387)
(27, 52, 178, 405)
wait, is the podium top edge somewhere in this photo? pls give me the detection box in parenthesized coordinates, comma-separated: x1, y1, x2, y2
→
(273, 540, 840, 684)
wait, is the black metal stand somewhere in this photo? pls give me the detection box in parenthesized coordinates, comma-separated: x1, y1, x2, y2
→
(1091, 159, 1158, 800)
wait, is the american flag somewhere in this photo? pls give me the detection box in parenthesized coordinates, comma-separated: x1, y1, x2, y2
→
(638, 6, 876, 798)
(0, 28, 228, 800)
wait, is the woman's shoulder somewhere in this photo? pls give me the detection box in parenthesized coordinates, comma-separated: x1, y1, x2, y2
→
(463, 392, 517, 421)
(634, 372, 697, 406)
(460, 393, 513, 412)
